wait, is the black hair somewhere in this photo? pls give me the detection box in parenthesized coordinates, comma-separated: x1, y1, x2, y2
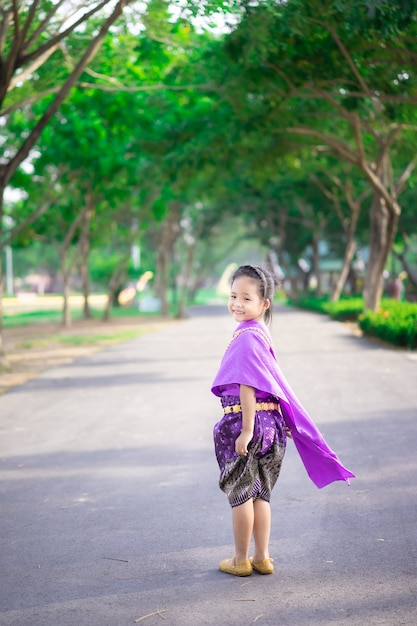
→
(231, 264, 278, 325)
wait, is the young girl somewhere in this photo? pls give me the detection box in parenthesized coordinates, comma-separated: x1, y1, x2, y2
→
(211, 265, 355, 577)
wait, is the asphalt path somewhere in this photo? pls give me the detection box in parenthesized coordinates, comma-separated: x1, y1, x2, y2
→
(0, 304, 416, 626)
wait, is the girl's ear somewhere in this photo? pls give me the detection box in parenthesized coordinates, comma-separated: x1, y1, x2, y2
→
(264, 299, 270, 311)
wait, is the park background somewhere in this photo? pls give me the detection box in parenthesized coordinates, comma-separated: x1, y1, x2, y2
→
(1, 0, 417, 381)
(1, 4, 417, 625)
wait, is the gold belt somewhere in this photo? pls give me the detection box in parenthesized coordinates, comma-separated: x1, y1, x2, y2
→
(223, 402, 281, 414)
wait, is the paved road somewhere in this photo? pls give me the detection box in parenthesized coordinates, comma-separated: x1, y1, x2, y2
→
(0, 305, 416, 626)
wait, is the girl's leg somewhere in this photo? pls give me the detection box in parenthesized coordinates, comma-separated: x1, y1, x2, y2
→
(232, 499, 254, 563)
(252, 498, 271, 561)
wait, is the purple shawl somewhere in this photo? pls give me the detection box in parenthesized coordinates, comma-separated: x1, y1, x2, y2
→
(211, 320, 355, 488)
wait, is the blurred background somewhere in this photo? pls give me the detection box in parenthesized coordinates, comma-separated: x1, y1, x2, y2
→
(1, 0, 416, 350)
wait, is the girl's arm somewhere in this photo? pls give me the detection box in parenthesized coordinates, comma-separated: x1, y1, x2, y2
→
(235, 384, 256, 456)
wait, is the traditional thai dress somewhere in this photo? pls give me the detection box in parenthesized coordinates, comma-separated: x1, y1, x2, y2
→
(212, 320, 355, 507)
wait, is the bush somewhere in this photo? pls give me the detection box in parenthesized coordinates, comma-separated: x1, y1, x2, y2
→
(358, 300, 417, 349)
(323, 297, 365, 321)
(289, 295, 364, 320)
(289, 295, 417, 349)
(288, 295, 329, 314)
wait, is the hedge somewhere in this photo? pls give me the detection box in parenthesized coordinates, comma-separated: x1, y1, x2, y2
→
(290, 296, 364, 321)
(358, 300, 417, 350)
(289, 296, 417, 349)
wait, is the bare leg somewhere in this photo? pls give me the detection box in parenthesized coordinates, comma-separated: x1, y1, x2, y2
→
(232, 499, 254, 563)
(253, 498, 271, 561)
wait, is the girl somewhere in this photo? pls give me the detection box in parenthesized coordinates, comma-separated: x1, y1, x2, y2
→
(212, 265, 355, 577)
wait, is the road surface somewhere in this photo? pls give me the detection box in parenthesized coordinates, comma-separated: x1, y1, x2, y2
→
(0, 304, 416, 625)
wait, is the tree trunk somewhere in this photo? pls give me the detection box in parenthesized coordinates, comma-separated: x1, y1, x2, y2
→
(273, 210, 295, 294)
(189, 273, 206, 302)
(79, 205, 94, 319)
(330, 204, 360, 301)
(155, 246, 170, 316)
(61, 267, 72, 329)
(311, 231, 322, 296)
(177, 244, 195, 319)
(330, 238, 357, 302)
(154, 204, 181, 316)
(0, 253, 9, 369)
(393, 249, 417, 290)
(103, 251, 131, 321)
(310, 171, 365, 302)
(363, 192, 399, 310)
(103, 267, 126, 321)
(60, 244, 73, 329)
(0, 193, 7, 365)
(58, 209, 87, 328)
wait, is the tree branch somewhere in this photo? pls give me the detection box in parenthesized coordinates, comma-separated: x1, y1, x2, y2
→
(19, 0, 112, 67)
(76, 80, 215, 93)
(20, 0, 41, 43)
(21, 0, 66, 54)
(396, 156, 417, 196)
(361, 160, 401, 216)
(0, 7, 13, 55)
(374, 125, 402, 170)
(286, 126, 359, 165)
(319, 21, 375, 102)
(2, 0, 133, 188)
(1, 80, 215, 116)
(352, 113, 366, 167)
(1, 201, 50, 247)
(286, 125, 402, 216)
(7, 43, 59, 93)
(339, 90, 417, 105)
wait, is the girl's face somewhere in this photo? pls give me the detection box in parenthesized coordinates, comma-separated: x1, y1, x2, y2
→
(228, 275, 270, 323)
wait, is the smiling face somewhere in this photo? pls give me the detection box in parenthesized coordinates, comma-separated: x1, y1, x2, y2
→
(228, 275, 270, 323)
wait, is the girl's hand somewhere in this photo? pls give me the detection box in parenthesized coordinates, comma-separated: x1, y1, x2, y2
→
(237, 385, 256, 455)
(285, 427, 293, 440)
(235, 430, 253, 456)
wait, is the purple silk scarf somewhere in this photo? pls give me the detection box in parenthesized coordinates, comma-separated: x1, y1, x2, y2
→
(211, 320, 355, 488)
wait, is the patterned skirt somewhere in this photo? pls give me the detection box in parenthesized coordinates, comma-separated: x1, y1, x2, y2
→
(213, 395, 286, 508)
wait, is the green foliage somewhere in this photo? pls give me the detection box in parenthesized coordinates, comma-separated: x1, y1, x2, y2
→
(89, 249, 137, 288)
(3, 309, 64, 327)
(3, 302, 162, 328)
(334, 0, 416, 36)
(3, 0, 417, 323)
(290, 294, 417, 348)
(358, 300, 417, 349)
(288, 295, 329, 314)
(50, 330, 142, 347)
(11, 242, 59, 275)
(324, 298, 366, 321)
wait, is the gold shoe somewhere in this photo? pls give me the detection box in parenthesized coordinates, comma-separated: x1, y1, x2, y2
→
(250, 557, 274, 575)
(219, 557, 252, 577)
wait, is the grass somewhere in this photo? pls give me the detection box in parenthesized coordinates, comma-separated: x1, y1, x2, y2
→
(17, 329, 145, 350)
(3, 288, 237, 328)
(3, 309, 65, 327)
(5, 286, 279, 330)
(3, 305, 159, 328)
(191, 287, 227, 305)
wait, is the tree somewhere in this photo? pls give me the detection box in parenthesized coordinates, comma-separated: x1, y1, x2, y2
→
(217, 0, 417, 309)
(0, 0, 136, 361)
(310, 161, 371, 300)
(29, 74, 144, 323)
